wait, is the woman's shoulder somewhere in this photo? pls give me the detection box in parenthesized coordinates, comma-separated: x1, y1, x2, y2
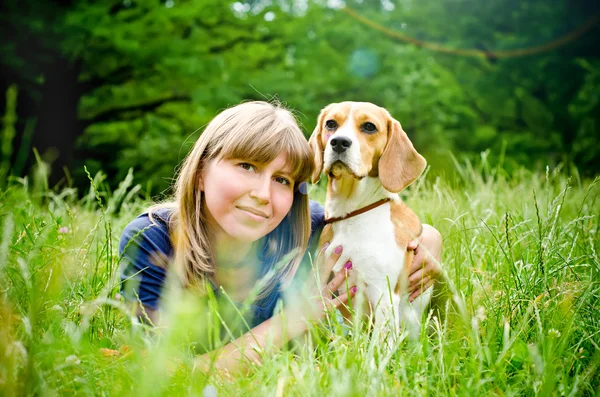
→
(118, 207, 174, 256)
(309, 200, 325, 234)
(119, 207, 175, 310)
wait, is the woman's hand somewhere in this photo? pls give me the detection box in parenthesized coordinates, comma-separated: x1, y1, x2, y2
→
(299, 243, 356, 322)
(407, 224, 443, 302)
(191, 246, 356, 376)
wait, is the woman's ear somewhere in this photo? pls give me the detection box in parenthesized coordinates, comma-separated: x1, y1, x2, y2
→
(308, 105, 333, 184)
(197, 157, 211, 192)
(379, 119, 427, 193)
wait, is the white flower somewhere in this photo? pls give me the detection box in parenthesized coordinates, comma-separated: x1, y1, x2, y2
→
(65, 355, 81, 365)
(548, 328, 561, 338)
(476, 306, 486, 322)
(203, 385, 218, 397)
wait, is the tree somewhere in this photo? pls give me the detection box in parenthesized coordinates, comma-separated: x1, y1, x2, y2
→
(1, 0, 598, 195)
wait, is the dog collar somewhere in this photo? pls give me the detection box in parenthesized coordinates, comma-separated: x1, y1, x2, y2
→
(324, 198, 392, 224)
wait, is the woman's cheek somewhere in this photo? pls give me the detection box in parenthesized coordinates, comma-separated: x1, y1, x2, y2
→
(273, 185, 294, 219)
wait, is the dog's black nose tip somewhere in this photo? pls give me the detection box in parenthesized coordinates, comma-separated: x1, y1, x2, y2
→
(330, 136, 352, 153)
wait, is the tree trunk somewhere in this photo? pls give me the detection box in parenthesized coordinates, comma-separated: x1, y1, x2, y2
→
(30, 55, 82, 186)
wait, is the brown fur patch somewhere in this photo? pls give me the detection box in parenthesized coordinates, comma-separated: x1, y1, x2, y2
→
(379, 119, 427, 193)
(317, 224, 334, 284)
(390, 200, 422, 294)
(353, 108, 388, 176)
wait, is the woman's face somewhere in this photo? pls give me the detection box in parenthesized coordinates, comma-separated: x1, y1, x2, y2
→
(200, 152, 295, 245)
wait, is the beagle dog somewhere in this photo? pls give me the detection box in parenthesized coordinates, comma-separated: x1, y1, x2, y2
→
(309, 102, 431, 345)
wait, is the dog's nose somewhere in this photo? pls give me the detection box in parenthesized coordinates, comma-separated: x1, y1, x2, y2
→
(330, 136, 352, 153)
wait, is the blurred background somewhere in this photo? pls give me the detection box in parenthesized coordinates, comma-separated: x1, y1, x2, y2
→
(1, 0, 599, 196)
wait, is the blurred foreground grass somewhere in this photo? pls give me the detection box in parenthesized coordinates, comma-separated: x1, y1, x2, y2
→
(0, 158, 599, 396)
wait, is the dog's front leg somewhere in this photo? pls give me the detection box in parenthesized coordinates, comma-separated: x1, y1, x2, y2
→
(402, 285, 433, 338)
(367, 285, 401, 352)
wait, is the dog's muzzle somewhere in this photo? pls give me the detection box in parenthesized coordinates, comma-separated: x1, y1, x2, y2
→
(330, 136, 352, 153)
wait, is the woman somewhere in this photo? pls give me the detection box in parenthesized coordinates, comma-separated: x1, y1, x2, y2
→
(119, 101, 444, 373)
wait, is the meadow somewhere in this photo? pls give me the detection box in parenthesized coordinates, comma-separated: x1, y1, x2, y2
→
(1, 157, 599, 396)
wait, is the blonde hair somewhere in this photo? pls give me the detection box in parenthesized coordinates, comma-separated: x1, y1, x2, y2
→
(151, 101, 314, 300)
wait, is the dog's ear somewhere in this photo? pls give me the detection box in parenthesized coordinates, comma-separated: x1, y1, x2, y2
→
(308, 105, 333, 183)
(379, 118, 426, 193)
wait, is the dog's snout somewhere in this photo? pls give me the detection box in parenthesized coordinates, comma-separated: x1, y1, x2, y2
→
(330, 136, 352, 153)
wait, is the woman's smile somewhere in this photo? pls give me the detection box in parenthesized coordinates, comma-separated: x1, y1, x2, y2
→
(236, 205, 270, 221)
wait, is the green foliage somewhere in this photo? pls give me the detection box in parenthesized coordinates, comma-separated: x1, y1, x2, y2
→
(0, 162, 599, 395)
(1, 0, 598, 193)
(569, 59, 600, 169)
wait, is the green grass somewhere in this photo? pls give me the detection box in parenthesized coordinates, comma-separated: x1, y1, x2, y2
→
(1, 158, 599, 396)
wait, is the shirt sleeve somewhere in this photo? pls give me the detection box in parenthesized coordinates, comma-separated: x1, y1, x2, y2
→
(309, 200, 325, 237)
(118, 213, 173, 310)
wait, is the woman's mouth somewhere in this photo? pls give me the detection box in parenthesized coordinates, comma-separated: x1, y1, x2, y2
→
(237, 206, 269, 221)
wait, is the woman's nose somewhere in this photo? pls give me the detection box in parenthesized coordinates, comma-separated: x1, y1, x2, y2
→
(250, 177, 271, 204)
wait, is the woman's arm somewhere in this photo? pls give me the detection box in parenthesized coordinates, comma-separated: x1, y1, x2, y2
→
(119, 211, 172, 321)
(407, 224, 451, 315)
(194, 244, 354, 374)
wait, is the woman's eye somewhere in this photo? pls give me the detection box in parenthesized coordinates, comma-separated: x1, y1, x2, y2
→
(325, 120, 337, 130)
(362, 122, 377, 133)
(239, 163, 255, 172)
(275, 176, 291, 186)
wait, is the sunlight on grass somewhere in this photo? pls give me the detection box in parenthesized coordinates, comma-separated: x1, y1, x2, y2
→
(0, 157, 598, 396)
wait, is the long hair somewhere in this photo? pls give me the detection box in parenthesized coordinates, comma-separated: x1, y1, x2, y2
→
(150, 101, 314, 300)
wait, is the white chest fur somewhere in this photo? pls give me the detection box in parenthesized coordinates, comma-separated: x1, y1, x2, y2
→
(325, 203, 406, 296)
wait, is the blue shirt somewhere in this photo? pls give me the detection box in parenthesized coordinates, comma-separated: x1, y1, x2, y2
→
(118, 201, 325, 329)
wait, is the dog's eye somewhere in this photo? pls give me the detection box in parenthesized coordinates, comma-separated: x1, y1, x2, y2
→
(362, 122, 377, 133)
(325, 120, 338, 130)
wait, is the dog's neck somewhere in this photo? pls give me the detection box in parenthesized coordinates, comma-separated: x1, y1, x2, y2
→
(325, 176, 397, 219)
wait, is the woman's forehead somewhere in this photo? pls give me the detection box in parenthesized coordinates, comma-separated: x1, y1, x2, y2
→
(218, 132, 311, 181)
(225, 152, 293, 173)
(269, 152, 293, 174)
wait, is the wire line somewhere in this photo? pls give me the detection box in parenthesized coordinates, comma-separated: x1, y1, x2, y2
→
(341, 6, 600, 59)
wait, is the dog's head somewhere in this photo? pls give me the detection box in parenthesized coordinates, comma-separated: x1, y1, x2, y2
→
(308, 102, 426, 193)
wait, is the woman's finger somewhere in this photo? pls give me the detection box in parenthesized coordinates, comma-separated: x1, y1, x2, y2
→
(330, 286, 357, 309)
(316, 244, 343, 286)
(409, 251, 427, 274)
(407, 235, 424, 251)
(325, 245, 343, 271)
(337, 282, 357, 296)
(312, 243, 342, 290)
(409, 278, 435, 302)
(412, 254, 442, 279)
(408, 269, 427, 291)
(314, 241, 330, 266)
(324, 261, 352, 295)
(408, 276, 428, 294)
